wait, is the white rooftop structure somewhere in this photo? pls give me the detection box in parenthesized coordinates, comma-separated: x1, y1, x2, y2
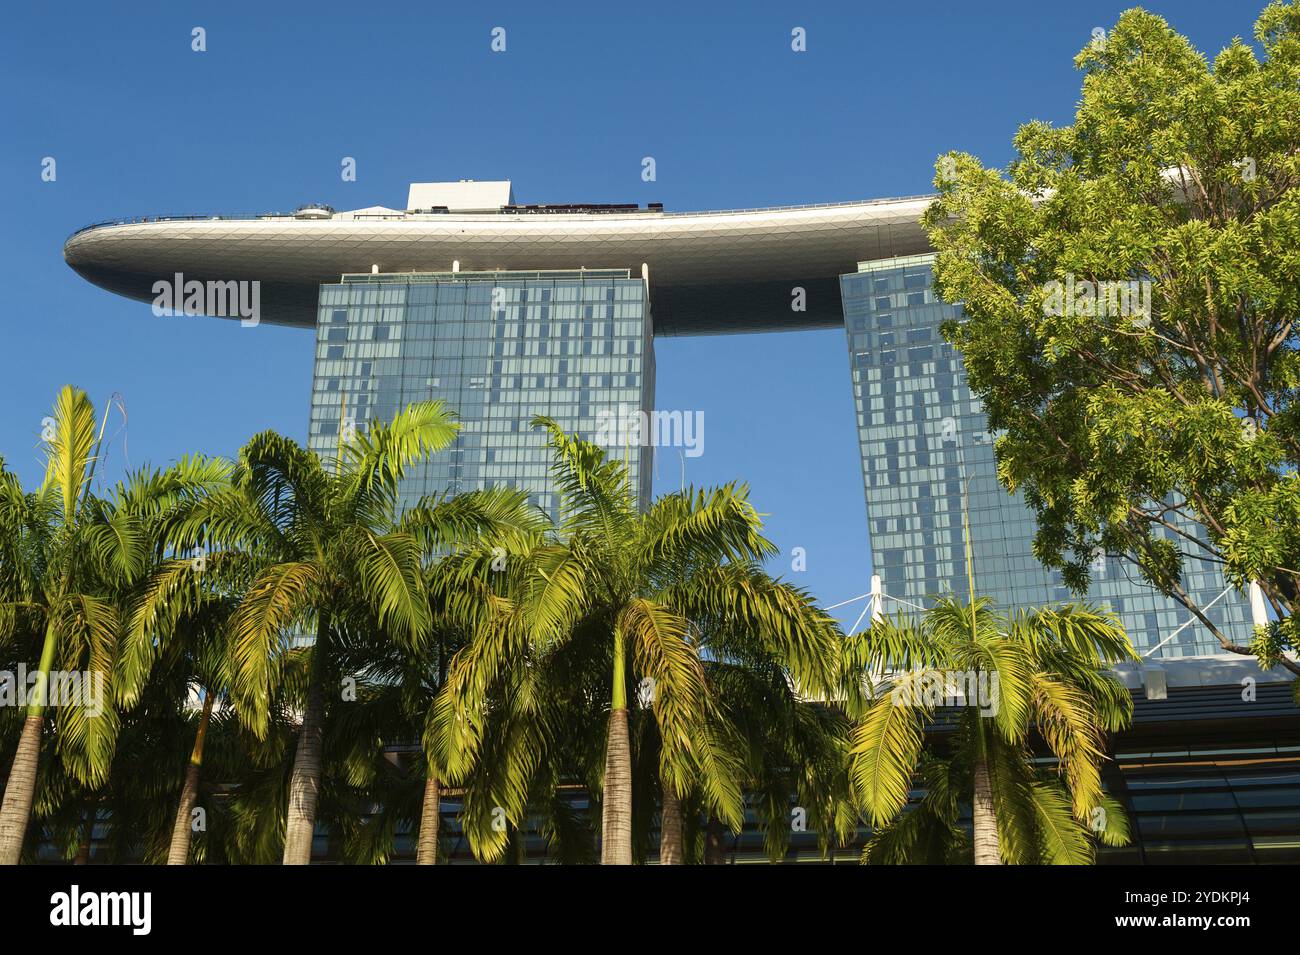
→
(407, 180, 514, 212)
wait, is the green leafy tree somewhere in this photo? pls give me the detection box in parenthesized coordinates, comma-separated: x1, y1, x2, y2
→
(923, 2, 1300, 679)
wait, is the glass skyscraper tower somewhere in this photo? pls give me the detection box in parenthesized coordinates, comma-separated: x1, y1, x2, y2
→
(840, 254, 1252, 657)
(307, 269, 655, 516)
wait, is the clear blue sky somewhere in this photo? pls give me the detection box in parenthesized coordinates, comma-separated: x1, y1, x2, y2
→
(0, 0, 1266, 627)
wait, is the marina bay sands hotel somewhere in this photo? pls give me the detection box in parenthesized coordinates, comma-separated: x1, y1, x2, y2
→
(63, 180, 1251, 659)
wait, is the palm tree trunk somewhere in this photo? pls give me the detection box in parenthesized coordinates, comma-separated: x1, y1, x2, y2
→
(971, 755, 1001, 865)
(415, 774, 440, 864)
(601, 707, 633, 864)
(506, 825, 525, 865)
(704, 815, 727, 864)
(0, 714, 44, 865)
(73, 813, 93, 864)
(167, 692, 215, 865)
(659, 782, 684, 865)
(0, 621, 59, 866)
(601, 626, 633, 865)
(282, 679, 326, 865)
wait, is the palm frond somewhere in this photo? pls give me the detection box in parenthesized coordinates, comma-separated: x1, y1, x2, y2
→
(1028, 780, 1095, 864)
(41, 385, 99, 524)
(228, 561, 317, 737)
(354, 530, 430, 643)
(847, 673, 932, 826)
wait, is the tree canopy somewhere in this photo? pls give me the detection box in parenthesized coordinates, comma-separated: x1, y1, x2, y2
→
(924, 2, 1300, 678)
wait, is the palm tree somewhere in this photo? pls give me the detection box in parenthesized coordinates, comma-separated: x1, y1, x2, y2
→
(436, 419, 806, 864)
(399, 487, 546, 864)
(0, 387, 149, 864)
(34, 669, 210, 864)
(4, 452, 230, 866)
(161, 402, 455, 863)
(117, 611, 230, 865)
(651, 560, 849, 863)
(103, 459, 234, 865)
(334, 626, 524, 864)
(690, 659, 853, 864)
(846, 472, 1137, 865)
(845, 594, 1137, 863)
(426, 546, 610, 863)
(274, 502, 543, 866)
(169, 401, 539, 864)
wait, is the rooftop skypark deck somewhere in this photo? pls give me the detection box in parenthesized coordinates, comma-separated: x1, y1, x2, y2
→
(63, 181, 934, 334)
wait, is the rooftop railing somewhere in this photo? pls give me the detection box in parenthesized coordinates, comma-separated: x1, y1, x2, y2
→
(659, 194, 935, 217)
(67, 193, 938, 241)
(339, 268, 633, 283)
(67, 212, 303, 241)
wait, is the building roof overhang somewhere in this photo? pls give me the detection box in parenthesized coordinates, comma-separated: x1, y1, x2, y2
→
(63, 195, 936, 335)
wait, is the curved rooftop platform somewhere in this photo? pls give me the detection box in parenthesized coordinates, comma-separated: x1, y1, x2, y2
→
(63, 190, 935, 335)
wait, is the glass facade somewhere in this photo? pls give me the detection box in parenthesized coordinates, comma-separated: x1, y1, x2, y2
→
(306, 725, 1300, 864)
(308, 270, 655, 516)
(1100, 734, 1300, 864)
(840, 255, 1253, 657)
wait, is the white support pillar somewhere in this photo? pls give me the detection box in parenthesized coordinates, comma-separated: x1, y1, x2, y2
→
(1249, 580, 1269, 628)
(869, 574, 884, 624)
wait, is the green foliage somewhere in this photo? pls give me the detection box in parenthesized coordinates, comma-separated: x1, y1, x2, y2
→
(430, 419, 849, 863)
(923, 2, 1300, 677)
(2, 387, 1149, 865)
(848, 595, 1137, 864)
